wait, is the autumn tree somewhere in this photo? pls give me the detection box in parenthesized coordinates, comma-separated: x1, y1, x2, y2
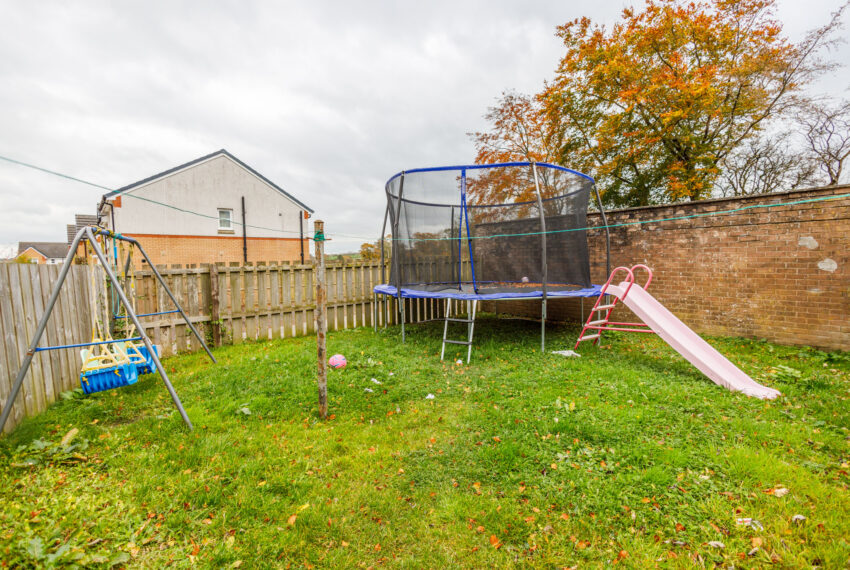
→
(473, 0, 846, 207)
(470, 91, 561, 165)
(467, 92, 592, 216)
(796, 98, 850, 185)
(359, 237, 390, 261)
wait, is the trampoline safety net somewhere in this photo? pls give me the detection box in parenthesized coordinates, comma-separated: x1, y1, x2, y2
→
(384, 162, 595, 296)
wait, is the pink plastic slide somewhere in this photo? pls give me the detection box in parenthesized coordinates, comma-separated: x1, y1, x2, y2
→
(604, 282, 781, 400)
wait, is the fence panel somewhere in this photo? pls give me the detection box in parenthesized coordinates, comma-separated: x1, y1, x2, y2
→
(0, 265, 94, 433)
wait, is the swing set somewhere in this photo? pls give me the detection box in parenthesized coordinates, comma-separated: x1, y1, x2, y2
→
(0, 226, 216, 432)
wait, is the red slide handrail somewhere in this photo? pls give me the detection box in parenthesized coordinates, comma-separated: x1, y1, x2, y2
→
(574, 264, 656, 350)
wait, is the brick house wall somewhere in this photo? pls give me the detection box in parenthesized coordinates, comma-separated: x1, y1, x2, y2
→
(483, 185, 850, 351)
(15, 250, 46, 264)
(129, 234, 310, 267)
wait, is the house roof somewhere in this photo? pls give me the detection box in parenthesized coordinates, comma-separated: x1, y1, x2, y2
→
(103, 149, 314, 213)
(18, 242, 70, 259)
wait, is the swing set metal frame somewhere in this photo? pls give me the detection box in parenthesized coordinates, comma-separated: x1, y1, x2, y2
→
(0, 226, 217, 433)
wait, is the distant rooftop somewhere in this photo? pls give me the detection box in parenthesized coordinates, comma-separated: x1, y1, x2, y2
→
(18, 242, 70, 259)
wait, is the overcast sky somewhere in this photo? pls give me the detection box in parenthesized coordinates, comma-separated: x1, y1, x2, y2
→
(0, 0, 847, 254)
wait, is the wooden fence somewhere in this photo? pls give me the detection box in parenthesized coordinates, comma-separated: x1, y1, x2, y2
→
(0, 264, 95, 433)
(129, 261, 446, 356)
(0, 260, 449, 433)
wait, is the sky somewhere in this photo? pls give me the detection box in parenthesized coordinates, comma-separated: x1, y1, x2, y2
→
(0, 0, 847, 255)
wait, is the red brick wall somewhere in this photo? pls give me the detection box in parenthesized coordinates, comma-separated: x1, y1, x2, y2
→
(125, 234, 310, 267)
(485, 185, 850, 351)
(16, 250, 46, 264)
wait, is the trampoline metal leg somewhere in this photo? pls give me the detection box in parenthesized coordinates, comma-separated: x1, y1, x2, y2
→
(373, 293, 377, 332)
(467, 300, 477, 364)
(400, 297, 406, 343)
(440, 299, 450, 361)
(541, 298, 546, 354)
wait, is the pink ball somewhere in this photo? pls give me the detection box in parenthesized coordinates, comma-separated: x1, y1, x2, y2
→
(328, 354, 347, 369)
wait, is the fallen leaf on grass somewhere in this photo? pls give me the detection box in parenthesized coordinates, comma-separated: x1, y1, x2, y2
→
(287, 514, 297, 526)
(489, 535, 502, 548)
(708, 541, 725, 549)
(675, 523, 685, 532)
(60, 428, 79, 446)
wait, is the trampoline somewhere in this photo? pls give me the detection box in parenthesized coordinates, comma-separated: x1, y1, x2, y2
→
(373, 161, 610, 356)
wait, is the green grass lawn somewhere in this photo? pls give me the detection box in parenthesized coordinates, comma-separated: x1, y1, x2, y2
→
(1, 316, 848, 568)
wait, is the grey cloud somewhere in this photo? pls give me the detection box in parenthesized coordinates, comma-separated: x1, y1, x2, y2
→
(0, 0, 846, 251)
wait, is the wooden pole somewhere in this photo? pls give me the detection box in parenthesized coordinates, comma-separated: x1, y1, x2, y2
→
(314, 220, 328, 419)
(209, 263, 222, 347)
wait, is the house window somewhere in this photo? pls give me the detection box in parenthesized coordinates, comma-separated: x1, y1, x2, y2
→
(218, 209, 233, 230)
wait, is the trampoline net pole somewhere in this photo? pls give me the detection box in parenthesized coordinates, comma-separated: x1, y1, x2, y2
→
(377, 204, 389, 331)
(532, 163, 548, 354)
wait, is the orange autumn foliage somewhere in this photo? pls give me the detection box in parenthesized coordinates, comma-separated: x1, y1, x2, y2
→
(472, 0, 843, 207)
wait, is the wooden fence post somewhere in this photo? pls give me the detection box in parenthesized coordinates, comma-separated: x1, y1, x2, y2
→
(209, 264, 221, 347)
(314, 220, 328, 419)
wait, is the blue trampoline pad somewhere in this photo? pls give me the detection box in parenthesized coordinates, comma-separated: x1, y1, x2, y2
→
(374, 283, 603, 301)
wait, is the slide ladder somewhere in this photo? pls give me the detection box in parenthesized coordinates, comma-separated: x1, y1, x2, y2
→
(575, 265, 780, 400)
(575, 265, 657, 347)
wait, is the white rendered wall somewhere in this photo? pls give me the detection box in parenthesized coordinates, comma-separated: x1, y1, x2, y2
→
(107, 155, 307, 239)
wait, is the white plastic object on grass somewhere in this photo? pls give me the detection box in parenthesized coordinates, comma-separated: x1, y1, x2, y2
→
(736, 518, 764, 531)
(425, 393, 435, 400)
(364, 388, 374, 393)
(552, 350, 581, 358)
(371, 378, 382, 384)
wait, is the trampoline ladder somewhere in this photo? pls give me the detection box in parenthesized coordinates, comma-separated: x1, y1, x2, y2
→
(441, 299, 478, 363)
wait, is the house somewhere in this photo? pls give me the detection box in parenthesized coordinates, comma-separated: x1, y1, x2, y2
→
(66, 214, 99, 259)
(66, 214, 99, 244)
(16, 242, 70, 264)
(97, 149, 313, 267)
